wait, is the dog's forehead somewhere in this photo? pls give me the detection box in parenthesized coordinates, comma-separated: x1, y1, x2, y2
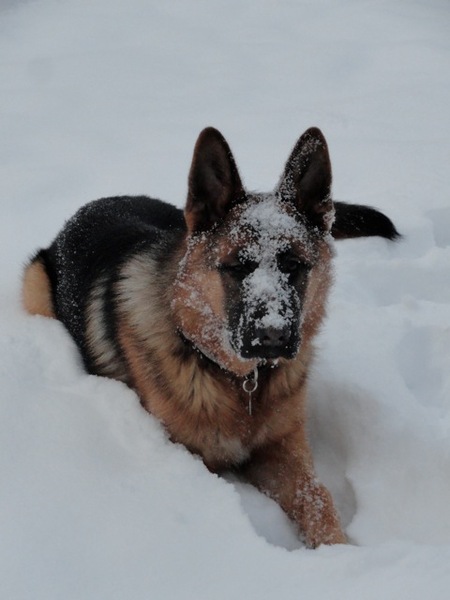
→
(217, 193, 315, 259)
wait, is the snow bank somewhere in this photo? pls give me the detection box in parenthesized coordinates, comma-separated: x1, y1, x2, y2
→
(1, 0, 450, 598)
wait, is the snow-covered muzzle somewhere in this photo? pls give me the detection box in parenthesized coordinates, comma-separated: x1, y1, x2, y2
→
(218, 195, 314, 361)
(226, 260, 303, 360)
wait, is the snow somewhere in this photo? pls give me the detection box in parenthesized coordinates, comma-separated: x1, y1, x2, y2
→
(1, 0, 450, 598)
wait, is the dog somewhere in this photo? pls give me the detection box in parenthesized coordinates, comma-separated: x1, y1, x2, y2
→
(22, 127, 398, 547)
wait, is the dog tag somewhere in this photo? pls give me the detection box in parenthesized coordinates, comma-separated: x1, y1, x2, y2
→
(242, 367, 259, 416)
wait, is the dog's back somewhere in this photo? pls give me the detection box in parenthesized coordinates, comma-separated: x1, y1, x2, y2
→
(23, 196, 185, 371)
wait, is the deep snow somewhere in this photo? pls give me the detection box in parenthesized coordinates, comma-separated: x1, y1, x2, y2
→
(1, 0, 450, 598)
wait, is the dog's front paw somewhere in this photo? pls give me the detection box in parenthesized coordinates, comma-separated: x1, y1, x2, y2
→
(297, 481, 347, 548)
(305, 523, 347, 549)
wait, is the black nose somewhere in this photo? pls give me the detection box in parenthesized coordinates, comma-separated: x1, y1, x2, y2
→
(235, 324, 299, 360)
(244, 325, 294, 359)
(257, 326, 290, 348)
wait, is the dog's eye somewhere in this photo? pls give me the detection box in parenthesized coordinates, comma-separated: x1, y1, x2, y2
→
(279, 256, 310, 274)
(218, 261, 256, 278)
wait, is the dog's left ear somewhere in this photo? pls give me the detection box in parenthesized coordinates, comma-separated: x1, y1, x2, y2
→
(185, 127, 244, 233)
(278, 127, 334, 232)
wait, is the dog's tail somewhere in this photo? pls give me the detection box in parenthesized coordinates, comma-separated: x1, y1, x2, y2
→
(332, 202, 400, 241)
(22, 249, 56, 318)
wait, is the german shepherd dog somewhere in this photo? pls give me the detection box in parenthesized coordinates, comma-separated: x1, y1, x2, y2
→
(22, 127, 398, 547)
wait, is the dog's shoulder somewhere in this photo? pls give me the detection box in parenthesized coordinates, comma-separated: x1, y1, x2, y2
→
(49, 195, 185, 269)
(63, 195, 185, 237)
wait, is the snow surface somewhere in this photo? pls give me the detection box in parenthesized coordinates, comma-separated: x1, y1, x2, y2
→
(1, 0, 450, 598)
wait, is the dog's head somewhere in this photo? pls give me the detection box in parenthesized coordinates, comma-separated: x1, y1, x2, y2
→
(172, 126, 336, 376)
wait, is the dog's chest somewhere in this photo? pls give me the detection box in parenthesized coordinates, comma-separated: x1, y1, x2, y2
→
(208, 433, 251, 468)
(155, 361, 298, 471)
(179, 403, 277, 472)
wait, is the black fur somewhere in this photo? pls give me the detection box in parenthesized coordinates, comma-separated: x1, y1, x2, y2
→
(332, 201, 400, 240)
(42, 196, 184, 372)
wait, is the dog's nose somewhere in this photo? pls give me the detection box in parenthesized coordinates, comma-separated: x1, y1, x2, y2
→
(256, 326, 291, 350)
(236, 324, 299, 360)
(256, 327, 290, 346)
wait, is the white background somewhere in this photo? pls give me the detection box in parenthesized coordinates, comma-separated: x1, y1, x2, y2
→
(1, 1, 450, 598)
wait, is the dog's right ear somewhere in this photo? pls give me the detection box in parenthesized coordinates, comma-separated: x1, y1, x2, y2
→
(185, 127, 244, 233)
(277, 127, 334, 233)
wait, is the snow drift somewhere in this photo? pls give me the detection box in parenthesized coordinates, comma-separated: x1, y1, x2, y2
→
(1, 0, 450, 598)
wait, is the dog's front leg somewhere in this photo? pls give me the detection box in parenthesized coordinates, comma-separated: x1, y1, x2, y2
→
(242, 430, 346, 548)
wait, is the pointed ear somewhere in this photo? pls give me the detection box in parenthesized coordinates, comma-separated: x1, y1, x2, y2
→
(185, 127, 244, 233)
(278, 127, 334, 232)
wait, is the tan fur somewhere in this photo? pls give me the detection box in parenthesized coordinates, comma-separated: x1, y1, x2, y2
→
(22, 258, 55, 318)
(113, 229, 345, 547)
(171, 236, 259, 377)
(85, 276, 129, 382)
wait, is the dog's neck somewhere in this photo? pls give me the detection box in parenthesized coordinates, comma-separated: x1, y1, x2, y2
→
(176, 330, 281, 415)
